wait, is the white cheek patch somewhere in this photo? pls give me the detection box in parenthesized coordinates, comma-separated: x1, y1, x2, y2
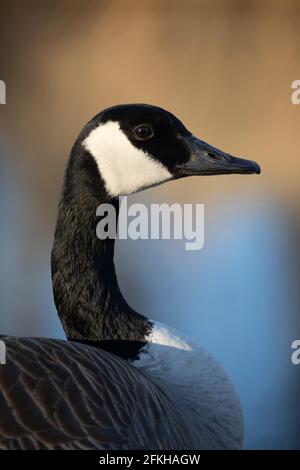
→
(83, 121, 172, 197)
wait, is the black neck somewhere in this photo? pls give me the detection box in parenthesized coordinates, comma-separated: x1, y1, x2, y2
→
(51, 144, 151, 342)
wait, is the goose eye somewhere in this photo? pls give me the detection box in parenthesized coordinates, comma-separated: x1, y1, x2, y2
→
(133, 124, 154, 140)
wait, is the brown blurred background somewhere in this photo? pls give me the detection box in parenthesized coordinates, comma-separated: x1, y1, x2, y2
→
(0, 0, 300, 449)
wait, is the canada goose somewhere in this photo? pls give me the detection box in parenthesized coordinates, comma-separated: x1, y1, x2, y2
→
(0, 104, 260, 450)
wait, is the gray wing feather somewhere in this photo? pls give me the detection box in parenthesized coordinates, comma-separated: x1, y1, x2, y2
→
(0, 337, 195, 449)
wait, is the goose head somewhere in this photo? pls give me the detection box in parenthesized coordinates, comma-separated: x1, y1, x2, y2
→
(54, 103, 261, 337)
(80, 103, 260, 198)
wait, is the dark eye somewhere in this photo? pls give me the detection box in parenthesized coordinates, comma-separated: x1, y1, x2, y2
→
(133, 124, 154, 140)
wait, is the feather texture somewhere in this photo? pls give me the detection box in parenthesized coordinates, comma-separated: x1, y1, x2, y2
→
(0, 337, 198, 450)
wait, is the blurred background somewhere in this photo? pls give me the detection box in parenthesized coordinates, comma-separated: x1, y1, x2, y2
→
(0, 0, 300, 449)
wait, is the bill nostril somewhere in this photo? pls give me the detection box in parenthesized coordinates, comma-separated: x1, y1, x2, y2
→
(207, 152, 224, 161)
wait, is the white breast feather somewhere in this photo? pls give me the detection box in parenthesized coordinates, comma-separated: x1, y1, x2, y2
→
(133, 321, 244, 450)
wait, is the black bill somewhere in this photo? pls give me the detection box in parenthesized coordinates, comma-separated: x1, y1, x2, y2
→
(176, 135, 261, 176)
